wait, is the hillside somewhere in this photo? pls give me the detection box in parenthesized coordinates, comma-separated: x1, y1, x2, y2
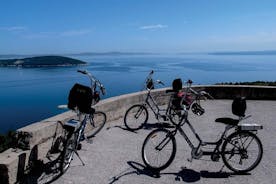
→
(0, 56, 86, 67)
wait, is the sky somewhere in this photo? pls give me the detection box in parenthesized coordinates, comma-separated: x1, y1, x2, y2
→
(1, 0, 276, 55)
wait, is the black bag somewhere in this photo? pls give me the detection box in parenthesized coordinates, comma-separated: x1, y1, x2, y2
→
(68, 83, 92, 113)
(146, 78, 154, 90)
(172, 78, 182, 91)
(232, 97, 246, 117)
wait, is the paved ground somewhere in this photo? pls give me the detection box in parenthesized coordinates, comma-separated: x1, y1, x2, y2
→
(49, 100, 275, 184)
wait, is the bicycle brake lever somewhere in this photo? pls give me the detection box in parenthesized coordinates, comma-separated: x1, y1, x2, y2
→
(156, 80, 165, 86)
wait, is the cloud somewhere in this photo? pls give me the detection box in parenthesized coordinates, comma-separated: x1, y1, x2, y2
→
(0, 26, 27, 32)
(24, 29, 92, 39)
(60, 29, 92, 36)
(24, 32, 55, 39)
(139, 24, 168, 30)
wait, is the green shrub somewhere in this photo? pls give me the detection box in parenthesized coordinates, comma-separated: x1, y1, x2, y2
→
(0, 130, 16, 153)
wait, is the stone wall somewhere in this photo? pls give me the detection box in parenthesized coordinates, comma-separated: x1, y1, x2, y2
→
(1, 85, 276, 183)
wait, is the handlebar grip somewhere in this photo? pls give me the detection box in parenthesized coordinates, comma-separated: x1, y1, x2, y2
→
(187, 79, 193, 84)
(77, 70, 87, 74)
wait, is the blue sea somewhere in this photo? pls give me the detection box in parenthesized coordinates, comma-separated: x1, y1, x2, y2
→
(1, 54, 276, 133)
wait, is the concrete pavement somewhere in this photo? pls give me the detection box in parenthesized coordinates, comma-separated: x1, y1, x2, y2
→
(42, 100, 276, 184)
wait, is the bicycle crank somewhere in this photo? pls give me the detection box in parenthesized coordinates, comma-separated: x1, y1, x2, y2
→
(191, 148, 203, 159)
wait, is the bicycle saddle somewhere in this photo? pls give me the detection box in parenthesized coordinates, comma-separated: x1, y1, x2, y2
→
(215, 117, 239, 126)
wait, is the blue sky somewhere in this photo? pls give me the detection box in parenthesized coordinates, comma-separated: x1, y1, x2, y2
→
(1, 0, 276, 54)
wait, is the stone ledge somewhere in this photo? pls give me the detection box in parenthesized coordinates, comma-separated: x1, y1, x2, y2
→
(1, 85, 276, 183)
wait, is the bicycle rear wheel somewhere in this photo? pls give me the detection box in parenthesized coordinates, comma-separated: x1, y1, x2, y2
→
(60, 130, 76, 173)
(142, 128, 176, 171)
(124, 104, 148, 131)
(85, 111, 106, 138)
(222, 131, 263, 173)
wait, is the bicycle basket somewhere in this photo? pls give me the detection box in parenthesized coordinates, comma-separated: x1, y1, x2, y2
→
(68, 83, 93, 113)
(232, 97, 246, 117)
(172, 78, 182, 91)
(191, 102, 205, 116)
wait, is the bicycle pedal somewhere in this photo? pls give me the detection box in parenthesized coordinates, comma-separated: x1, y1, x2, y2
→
(161, 115, 168, 121)
(77, 143, 82, 150)
(187, 158, 193, 162)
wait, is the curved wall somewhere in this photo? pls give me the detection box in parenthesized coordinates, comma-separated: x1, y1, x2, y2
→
(1, 85, 276, 183)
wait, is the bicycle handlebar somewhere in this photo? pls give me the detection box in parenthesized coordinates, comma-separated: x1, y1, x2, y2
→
(77, 70, 88, 74)
(77, 70, 106, 95)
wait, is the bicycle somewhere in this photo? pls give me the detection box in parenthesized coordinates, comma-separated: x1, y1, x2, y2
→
(142, 96, 263, 173)
(48, 70, 106, 174)
(124, 72, 211, 131)
(124, 70, 180, 131)
(168, 79, 213, 123)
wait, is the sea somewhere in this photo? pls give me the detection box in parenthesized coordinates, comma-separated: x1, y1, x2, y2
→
(1, 53, 276, 133)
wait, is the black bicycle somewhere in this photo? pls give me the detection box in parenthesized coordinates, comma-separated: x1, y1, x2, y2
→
(47, 70, 106, 175)
(124, 72, 211, 131)
(124, 70, 180, 131)
(142, 97, 263, 173)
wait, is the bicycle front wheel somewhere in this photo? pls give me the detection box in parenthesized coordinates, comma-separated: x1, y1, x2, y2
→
(142, 128, 176, 171)
(124, 104, 148, 131)
(85, 111, 106, 139)
(169, 107, 182, 125)
(222, 131, 263, 173)
(60, 130, 76, 173)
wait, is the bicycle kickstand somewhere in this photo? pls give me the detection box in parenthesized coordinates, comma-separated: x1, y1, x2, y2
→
(74, 150, 85, 166)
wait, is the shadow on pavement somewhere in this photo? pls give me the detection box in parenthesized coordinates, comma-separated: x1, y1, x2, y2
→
(107, 121, 174, 133)
(109, 161, 250, 183)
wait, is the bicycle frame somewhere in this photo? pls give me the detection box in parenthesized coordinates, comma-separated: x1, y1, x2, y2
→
(143, 89, 173, 120)
(166, 113, 235, 159)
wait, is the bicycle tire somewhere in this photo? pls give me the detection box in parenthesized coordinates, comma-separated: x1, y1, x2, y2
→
(124, 104, 148, 131)
(60, 129, 76, 174)
(221, 131, 263, 173)
(142, 128, 176, 171)
(85, 111, 106, 138)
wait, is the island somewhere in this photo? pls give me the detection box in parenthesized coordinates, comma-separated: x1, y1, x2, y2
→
(209, 50, 276, 55)
(0, 55, 86, 67)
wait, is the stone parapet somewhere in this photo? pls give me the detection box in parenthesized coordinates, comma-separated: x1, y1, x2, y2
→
(0, 85, 276, 183)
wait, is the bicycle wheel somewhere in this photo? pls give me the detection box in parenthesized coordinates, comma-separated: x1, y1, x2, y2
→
(142, 128, 176, 171)
(60, 130, 76, 173)
(169, 107, 182, 125)
(222, 131, 263, 173)
(124, 104, 148, 131)
(85, 111, 106, 138)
